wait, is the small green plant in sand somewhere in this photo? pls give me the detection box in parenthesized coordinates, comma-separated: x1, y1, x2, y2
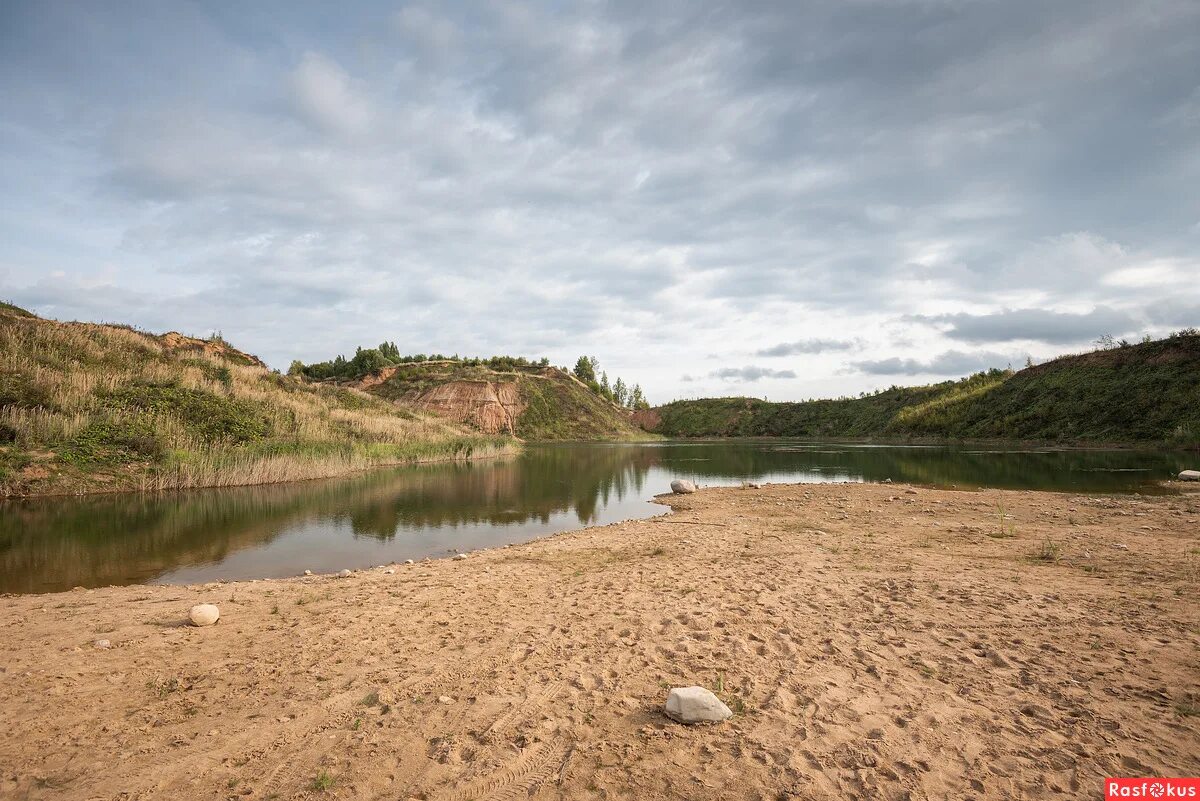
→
(1033, 538, 1061, 563)
(987, 503, 1016, 538)
(147, 677, 181, 697)
(310, 770, 336, 792)
(712, 672, 748, 715)
(360, 690, 380, 707)
(1175, 701, 1199, 718)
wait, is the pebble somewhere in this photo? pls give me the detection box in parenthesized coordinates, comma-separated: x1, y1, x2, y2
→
(94, 639, 111, 649)
(404, 559, 414, 565)
(438, 695, 453, 704)
(303, 570, 312, 576)
(338, 569, 352, 577)
(189, 604, 220, 627)
(454, 554, 469, 561)
(383, 568, 396, 574)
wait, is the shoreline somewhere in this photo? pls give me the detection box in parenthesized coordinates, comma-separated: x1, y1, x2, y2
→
(0, 442, 523, 501)
(6, 431, 1190, 502)
(1, 481, 1196, 799)
(652, 433, 1200, 453)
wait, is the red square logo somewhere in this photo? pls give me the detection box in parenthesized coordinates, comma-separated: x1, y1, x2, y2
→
(1106, 778, 1200, 799)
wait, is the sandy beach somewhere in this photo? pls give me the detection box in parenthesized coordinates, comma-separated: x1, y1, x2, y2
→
(1, 481, 1197, 800)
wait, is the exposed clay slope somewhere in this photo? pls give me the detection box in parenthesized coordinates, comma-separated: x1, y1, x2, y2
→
(407, 380, 525, 435)
(357, 362, 653, 441)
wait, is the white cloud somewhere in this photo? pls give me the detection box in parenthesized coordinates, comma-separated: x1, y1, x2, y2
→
(289, 52, 371, 136)
(2, 1, 1198, 402)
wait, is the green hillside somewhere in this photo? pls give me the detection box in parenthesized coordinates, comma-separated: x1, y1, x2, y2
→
(354, 361, 654, 441)
(290, 345, 655, 442)
(650, 332, 1200, 446)
(0, 306, 515, 497)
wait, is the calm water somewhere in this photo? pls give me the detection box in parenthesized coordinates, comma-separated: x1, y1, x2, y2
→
(1, 440, 1192, 594)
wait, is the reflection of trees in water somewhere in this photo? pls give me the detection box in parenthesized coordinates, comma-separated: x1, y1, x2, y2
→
(0, 442, 1183, 594)
(0, 478, 338, 593)
(0, 446, 663, 592)
(344, 445, 659, 539)
(657, 442, 1183, 492)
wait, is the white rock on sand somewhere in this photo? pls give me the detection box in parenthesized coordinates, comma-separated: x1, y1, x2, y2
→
(453, 553, 469, 561)
(664, 686, 732, 724)
(338, 569, 352, 577)
(670, 479, 698, 494)
(1179, 470, 1200, 481)
(188, 604, 220, 627)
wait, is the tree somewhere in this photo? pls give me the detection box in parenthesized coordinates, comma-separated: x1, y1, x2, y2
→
(287, 360, 305, 376)
(599, 371, 611, 397)
(613, 377, 628, 406)
(630, 384, 648, 410)
(573, 355, 596, 383)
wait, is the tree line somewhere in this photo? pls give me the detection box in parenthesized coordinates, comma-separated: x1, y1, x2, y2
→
(289, 342, 550, 381)
(573, 356, 649, 410)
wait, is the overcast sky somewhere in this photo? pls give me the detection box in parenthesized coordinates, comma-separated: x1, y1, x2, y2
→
(2, 1, 1198, 402)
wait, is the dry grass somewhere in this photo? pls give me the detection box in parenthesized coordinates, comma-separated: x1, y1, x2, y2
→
(0, 313, 517, 496)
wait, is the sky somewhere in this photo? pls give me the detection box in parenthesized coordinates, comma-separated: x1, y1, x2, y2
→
(2, 1, 1198, 403)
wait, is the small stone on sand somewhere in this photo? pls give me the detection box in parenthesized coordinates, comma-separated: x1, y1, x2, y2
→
(664, 686, 732, 724)
(338, 569, 352, 577)
(454, 553, 469, 561)
(189, 604, 220, 627)
(94, 639, 111, 649)
(670, 479, 697, 494)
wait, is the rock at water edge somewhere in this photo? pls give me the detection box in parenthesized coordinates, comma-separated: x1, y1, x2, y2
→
(670, 479, 697, 495)
(189, 604, 220, 627)
(1179, 470, 1200, 481)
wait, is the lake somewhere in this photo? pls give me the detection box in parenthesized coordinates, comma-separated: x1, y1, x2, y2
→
(1, 440, 1192, 594)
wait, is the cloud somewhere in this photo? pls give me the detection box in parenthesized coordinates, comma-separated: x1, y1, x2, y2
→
(913, 307, 1138, 344)
(710, 366, 798, 381)
(756, 338, 857, 357)
(1, 1, 1198, 402)
(289, 52, 371, 135)
(854, 350, 1021, 376)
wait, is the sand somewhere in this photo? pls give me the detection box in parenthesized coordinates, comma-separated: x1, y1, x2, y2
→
(1, 482, 1197, 800)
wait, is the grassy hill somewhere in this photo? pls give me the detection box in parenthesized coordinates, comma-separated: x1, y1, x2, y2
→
(348, 361, 655, 441)
(0, 306, 515, 497)
(650, 332, 1200, 446)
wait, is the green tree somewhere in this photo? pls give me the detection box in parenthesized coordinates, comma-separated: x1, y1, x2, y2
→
(613, 377, 628, 406)
(630, 384, 648, 410)
(573, 355, 596, 383)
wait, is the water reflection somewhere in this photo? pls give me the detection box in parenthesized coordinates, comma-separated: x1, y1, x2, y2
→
(0, 441, 1189, 593)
